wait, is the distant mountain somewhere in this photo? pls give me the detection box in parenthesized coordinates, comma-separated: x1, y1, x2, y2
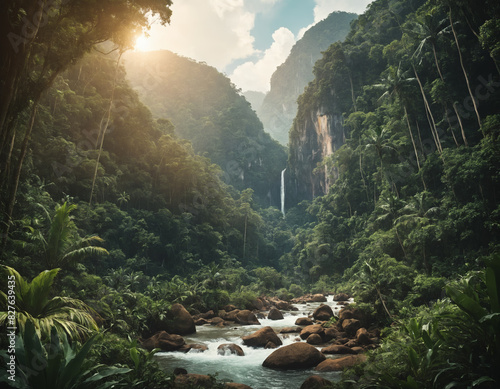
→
(123, 50, 287, 206)
(243, 91, 266, 113)
(259, 11, 357, 145)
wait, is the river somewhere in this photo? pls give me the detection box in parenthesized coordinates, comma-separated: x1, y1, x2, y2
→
(155, 295, 350, 389)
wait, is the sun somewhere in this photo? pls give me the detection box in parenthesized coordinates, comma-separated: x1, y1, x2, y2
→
(134, 34, 152, 51)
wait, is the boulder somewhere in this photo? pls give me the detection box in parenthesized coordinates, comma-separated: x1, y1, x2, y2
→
(221, 309, 241, 322)
(262, 342, 326, 370)
(279, 327, 302, 334)
(224, 304, 237, 312)
(306, 334, 323, 345)
(224, 384, 253, 389)
(338, 307, 364, 322)
(300, 375, 333, 389)
(166, 304, 196, 335)
(268, 307, 284, 320)
(265, 341, 278, 349)
(311, 294, 327, 302)
(300, 324, 325, 340)
(242, 326, 282, 348)
(356, 328, 372, 345)
(295, 317, 314, 326)
(321, 345, 357, 355)
(175, 373, 213, 387)
(313, 305, 334, 321)
(251, 298, 265, 310)
(333, 293, 350, 301)
(235, 310, 261, 325)
(217, 343, 245, 356)
(210, 317, 226, 326)
(315, 354, 366, 372)
(140, 331, 185, 351)
(342, 319, 361, 336)
(178, 343, 208, 353)
(323, 327, 338, 342)
(194, 318, 209, 326)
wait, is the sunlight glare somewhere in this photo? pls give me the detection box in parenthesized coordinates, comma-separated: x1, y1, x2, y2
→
(134, 34, 152, 51)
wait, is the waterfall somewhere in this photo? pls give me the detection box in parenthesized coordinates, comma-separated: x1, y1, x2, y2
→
(280, 168, 286, 216)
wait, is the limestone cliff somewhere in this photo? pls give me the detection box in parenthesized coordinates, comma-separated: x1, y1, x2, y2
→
(259, 11, 356, 146)
(288, 108, 345, 204)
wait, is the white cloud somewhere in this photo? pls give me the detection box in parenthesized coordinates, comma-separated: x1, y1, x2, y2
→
(298, 0, 372, 39)
(230, 27, 295, 92)
(145, 0, 257, 69)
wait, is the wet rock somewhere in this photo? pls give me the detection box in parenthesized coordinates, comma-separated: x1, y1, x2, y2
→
(321, 345, 357, 355)
(313, 305, 334, 321)
(338, 307, 364, 322)
(300, 375, 333, 389)
(219, 309, 242, 321)
(224, 304, 237, 312)
(242, 326, 282, 348)
(262, 342, 326, 370)
(295, 317, 314, 326)
(251, 298, 265, 310)
(342, 318, 361, 336)
(217, 343, 245, 356)
(306, 333, 323, 345)
(210, 317, 225, 326)
(265, 341, 278, 349)
(279, 326, 302, 334)
(356, 328, 372, 345)
(299, 324, 325, 340)
(333, 293, 350, 301)
(175, 373, 213, 387)
(224, 384, 253, 389)
(268, 307, 284, 320)
(166, 304, 196, 335)
(178, 343, 208, 353)
(315, 354, 366, 372)
(194, 318, 209, 326)
(311, 294, 327, 302)
(173, 367, 188, 375)
(323, 327, 338, 342)
(140, 331, 185, 351)
(235, 310, 260, 325)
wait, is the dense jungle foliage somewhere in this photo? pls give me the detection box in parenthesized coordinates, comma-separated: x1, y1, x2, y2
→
(123, 50, 287, 206)
(0, 0, 499, 387)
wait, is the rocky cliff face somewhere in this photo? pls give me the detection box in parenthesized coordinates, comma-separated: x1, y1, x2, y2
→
(288, 107, 345, 204)
(259, 11, 356, 146)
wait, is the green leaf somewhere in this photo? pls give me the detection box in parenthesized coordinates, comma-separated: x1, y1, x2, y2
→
(408, 346, 419, 373)
(446, 285, 488, 322)
(472, 376, 495, 386)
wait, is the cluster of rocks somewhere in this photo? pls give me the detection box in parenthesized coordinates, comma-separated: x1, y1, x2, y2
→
(139, 293, 379, 389)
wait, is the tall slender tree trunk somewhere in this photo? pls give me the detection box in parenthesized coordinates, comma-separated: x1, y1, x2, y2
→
(89, 53, 122, 205)
(413, 65, 442, 153)
(449, 9, 482, 129)
(1, 98, 40, 252)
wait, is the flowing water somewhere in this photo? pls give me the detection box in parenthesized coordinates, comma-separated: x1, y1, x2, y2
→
(156, 296, 350, 389)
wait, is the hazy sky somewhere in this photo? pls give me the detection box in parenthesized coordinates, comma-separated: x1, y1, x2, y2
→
(136, 0, 373, 93)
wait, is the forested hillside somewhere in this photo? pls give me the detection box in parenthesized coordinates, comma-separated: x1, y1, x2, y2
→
(259, 11, 357, 145)
(282, 0, 500, 386)
(123, 50, 287, 206)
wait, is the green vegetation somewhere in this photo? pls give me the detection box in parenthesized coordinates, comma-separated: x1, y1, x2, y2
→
(123, 50, 287, 206)
(0, 0, 499, 387)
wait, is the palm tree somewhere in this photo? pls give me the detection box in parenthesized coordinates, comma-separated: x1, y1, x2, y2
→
(7, 319, 130, 389)
(42, 202, 108, 269)
(374, 64, 425, 187)
(0, 266, 98, 340)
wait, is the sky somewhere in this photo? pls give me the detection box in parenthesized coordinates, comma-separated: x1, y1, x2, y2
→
(135, 0, 373, 93)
